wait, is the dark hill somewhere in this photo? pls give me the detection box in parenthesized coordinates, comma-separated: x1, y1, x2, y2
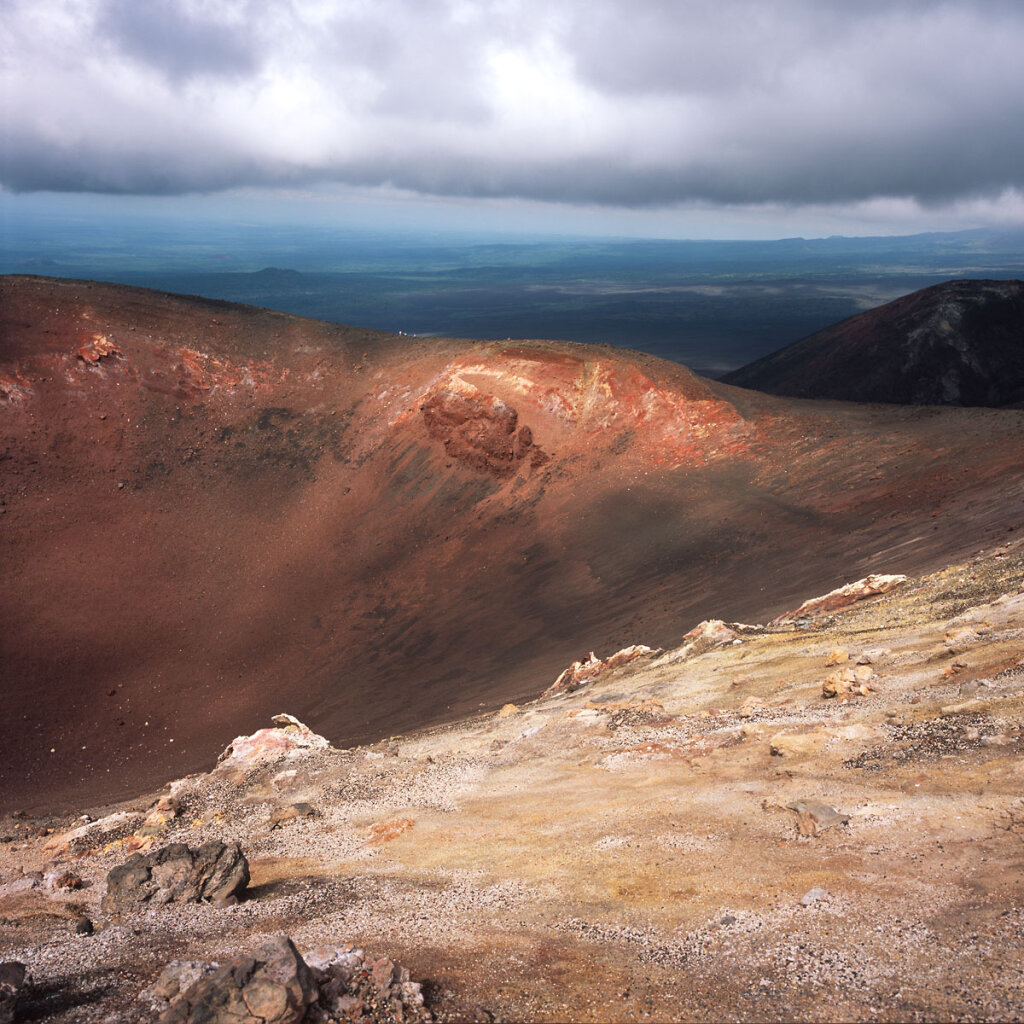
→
(721, 279, 1024, 406)
(3, 275, 1024, 812)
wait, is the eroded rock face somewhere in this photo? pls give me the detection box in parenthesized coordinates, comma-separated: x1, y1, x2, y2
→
(420, 387, 542, 477)
(157, 936, 317, 1024)
(102, 840, 249, 912)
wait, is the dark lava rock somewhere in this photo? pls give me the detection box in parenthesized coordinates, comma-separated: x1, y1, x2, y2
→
(0, 962, 26, 1024)
(722, 279, 1024, 407)
(158, 936, 317, 1024)
(102, 840, 249, 912)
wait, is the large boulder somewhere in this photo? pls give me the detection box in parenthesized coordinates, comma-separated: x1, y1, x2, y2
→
(102, 840, 249, 913)
(158, 936, 317, 1024)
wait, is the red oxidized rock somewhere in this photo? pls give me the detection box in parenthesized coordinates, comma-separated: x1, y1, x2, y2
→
(75, 335, 123, 366)
(421, 386, 540, 477)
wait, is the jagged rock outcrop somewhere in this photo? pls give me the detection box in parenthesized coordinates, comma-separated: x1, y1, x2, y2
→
(821, 665, 876, 698)
(102, 841, 249, 912)
(544, 645, 654, 696)
(770, 574, 907, 626)
(307, 947, 429, 1022)
(147, 938, 430, 1024)
(680, 619, 740, 654)
(545, 652, 604, 696)
(722, 279, 1024, 406)
(650, 619, 760, 667)
(75, 335, 124, 366)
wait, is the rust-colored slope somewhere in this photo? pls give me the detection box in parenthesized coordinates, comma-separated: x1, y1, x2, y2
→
(2, 275, 1023, 812)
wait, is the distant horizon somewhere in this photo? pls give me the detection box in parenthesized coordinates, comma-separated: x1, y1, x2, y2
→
(7, 189, 1024, 256)
(5, 216, 1022, 380)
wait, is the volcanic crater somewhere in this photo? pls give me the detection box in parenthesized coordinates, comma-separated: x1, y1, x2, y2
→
(3, 274, 1024, 813)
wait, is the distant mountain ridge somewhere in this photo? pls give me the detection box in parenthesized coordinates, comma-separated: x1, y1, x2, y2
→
(721, 279, 1024, 406)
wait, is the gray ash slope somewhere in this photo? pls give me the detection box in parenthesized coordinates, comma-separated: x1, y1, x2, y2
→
(721, 279, 1024, 406)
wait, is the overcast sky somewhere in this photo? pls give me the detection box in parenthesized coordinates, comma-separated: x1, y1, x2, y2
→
(3, 0, 1024, 238)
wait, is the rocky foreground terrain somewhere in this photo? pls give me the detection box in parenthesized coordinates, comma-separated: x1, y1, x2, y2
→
(4, 541, 1024, 1022)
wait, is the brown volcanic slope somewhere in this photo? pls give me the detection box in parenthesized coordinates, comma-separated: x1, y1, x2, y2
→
(3, 274, 1024, 813)
(722, 278, 1024, 406)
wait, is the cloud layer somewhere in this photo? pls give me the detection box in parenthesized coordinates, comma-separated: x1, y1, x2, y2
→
(4, 0, 1024, 210)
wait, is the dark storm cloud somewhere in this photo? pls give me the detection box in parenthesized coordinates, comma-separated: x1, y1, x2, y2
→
(95, 0, 263, 82)
(3, 0, 1024, 214)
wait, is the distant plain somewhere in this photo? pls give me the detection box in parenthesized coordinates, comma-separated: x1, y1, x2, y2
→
(4, 217, 1024, 376)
